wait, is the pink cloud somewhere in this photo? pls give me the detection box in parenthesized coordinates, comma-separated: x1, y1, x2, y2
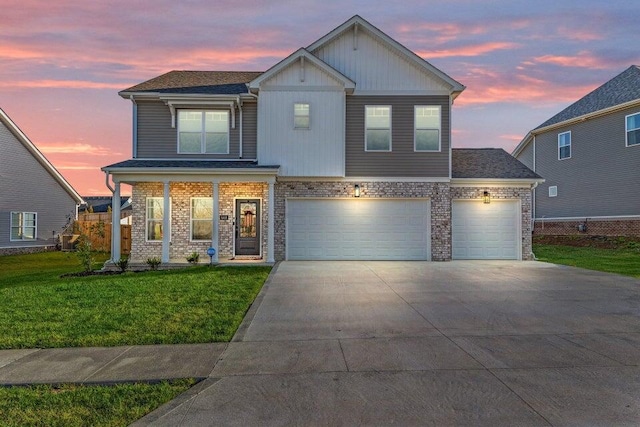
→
(417, 42, 518, 59)
(38, 143, 115, 156)
(533, 51, 610, 69)
(0, 80, 127, 90)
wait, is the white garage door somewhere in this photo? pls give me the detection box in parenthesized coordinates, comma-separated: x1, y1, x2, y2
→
(452, 200, 520, 260)
(287, 199, 430, 260)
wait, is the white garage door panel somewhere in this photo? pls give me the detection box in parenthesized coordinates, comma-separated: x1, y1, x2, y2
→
(287, 199, 430, 260)
(452, 201, 519, 260)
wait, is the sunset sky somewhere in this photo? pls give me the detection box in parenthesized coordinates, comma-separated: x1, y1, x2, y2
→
(2, 0, 638, 196)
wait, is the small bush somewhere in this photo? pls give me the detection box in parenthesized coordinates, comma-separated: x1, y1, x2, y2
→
(75, 235, 93, 272)
(116, 257, 129, 272)
(146, 257, 161, 270)
(186, 252, 200, 265)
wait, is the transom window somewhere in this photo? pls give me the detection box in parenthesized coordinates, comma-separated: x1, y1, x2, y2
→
(415, 106, 441, 151)
(294, 103, 310, 129)
(558, 131, 571, 160)
(191, 198, 213, 241)
(146, 197, 170, 241)
(178, 110, 229, 154)
(10, 212, 36, 241)
(365, 106, 391, 151)
(626, 112, 640, 147)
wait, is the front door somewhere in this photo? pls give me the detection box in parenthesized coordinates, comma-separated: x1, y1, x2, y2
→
(235, 199, 261, 256)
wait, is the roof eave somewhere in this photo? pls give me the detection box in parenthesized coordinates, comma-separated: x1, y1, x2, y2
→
(450, 177, 545, 187)
(101, 166, 280, 175)
(511, 132, 534, 157)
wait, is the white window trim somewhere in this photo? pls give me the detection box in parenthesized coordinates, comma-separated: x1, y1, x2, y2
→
(177, 110, 230, 155)
(625, 112, 640, 147)
(145, 197, 171, 242)
(10, 211, 37, 241)
(365, 105, 392, 152)
(414, 105, 441, 152)
(190, 197, 213, 242)
(293, 102, 310, 130)
(548, 186, 558, 197)
(558, 131, 571, 160)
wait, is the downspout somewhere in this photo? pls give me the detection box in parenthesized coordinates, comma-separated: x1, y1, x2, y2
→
(130, 96, 138, 158)
(532, 135, 536, 220)
(104, 171, 115, 261)
(237, 96, 243, 159)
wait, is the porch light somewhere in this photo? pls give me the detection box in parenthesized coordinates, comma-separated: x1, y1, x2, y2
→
(354, 184, 361, 198)
(483, 191, 490, 204)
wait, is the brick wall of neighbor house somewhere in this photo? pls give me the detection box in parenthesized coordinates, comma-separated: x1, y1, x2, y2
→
(451, 187, 534, 260)
(274, 181, 452, 261)
(534, 218, 640, 237)
(130, 182, 269, 262)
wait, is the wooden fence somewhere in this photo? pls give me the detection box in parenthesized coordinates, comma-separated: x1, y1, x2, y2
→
(72, 220, 131, 254)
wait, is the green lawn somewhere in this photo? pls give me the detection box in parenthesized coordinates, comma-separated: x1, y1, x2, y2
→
(534, 244, 640, 278)
(0, 252, 271, 349)
(0, 379, 195, 427)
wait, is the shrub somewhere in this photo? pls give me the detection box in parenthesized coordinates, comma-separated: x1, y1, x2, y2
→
(75, 235, 93, 272)
(116, 257, 129, 272)
(186, 252, 200, 265)
(146, 257, 161, 270)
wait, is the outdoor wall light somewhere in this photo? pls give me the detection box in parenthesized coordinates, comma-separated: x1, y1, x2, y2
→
(483, 191, 491, 204)
(354, 184, 361, 198)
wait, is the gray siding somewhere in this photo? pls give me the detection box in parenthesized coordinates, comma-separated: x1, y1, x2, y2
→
(345, 96, 450, 177)
(517, 140, 534, 170)
(0, 122, 77, 248)
(136, 100, 257, 159)
(535, 105, 640, 218)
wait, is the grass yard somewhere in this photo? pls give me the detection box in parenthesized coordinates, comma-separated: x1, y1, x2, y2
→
(0, 379, 195, 427)
(534, 243, 640, 278)
(0, 252, 271, 349)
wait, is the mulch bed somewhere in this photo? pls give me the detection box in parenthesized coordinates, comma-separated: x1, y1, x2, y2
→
(533, 235, 640, 249)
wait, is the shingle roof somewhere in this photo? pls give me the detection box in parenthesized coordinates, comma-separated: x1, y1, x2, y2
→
(452, 148, 541, 179)
(102, 159, 279, 170)
(535, 65, 640, 130)
(120, 71, 264, 95)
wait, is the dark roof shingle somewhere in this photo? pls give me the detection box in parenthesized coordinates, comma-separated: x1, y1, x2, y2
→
(536, 65, 640, 129)
(121, 71, 264, 95)
(103, 159, 279, 170)
(452, 148, 541, 179)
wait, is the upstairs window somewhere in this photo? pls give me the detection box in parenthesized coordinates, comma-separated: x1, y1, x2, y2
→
(191, 198, 213, 241)
(558, 131, 571, 160)
(365, 106, 391, 151)
(626, 112, 640, 147)
(294, 103, 310, 129)
(178, 110, 229, 154)
(10, 212, 36, 241)
(146, 197, 170, 241)
(415, 106, 441, 151)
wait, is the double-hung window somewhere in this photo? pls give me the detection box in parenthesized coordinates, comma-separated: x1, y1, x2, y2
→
(294, 103, 310, 129)
(191, 198, 213, 241)
(365, 106, 391, 151)
(626, 112, 640, 147)
(178, 110, 229, 154)
(558, 131, 571, 160)
(10, 212, 36, 241)
(146, 197, 169, 241)
(414, 106, 441, 151)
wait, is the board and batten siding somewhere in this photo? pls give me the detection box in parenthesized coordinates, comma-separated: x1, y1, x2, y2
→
(135, 100, 257, 159)
(312, 28, 451, 94)
(534, 105, 640, 218)
(345, 95, 450, 177)
(257, 90, 345, 176)
(0, 121, 78, 247)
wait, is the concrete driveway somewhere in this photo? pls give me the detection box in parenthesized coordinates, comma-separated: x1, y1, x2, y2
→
(138, 261, 640, 426)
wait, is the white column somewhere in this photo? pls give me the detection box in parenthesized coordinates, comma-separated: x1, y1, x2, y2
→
(267, 180, 275, 263)
(212, 181, 219, 263)
(162, 181, 170, 263)
(111, 181, 121, 262)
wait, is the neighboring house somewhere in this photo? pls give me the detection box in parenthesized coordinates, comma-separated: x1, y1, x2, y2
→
(513, 65, 640, 236)
(79, 196, 131, 213)
(0, 108, 83, 254)
(103, 15, 542, 264)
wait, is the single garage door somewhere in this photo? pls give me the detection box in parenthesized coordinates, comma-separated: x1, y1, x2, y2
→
(287, 199, 430, 260)
(452, 200, 520, 260)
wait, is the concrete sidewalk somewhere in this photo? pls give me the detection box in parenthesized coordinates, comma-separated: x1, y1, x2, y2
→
(0, 343, 225, 385)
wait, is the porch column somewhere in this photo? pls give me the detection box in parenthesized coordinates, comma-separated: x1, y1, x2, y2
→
(267, 179, 275, 263)
(212, 181, 219, 263)
(111, 181, 121, 262)
(162, 181, 170, 263)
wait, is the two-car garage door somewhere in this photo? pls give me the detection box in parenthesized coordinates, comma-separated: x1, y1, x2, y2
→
(287, 199, 430, 260)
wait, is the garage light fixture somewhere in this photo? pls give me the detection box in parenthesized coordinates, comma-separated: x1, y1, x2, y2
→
(354, 184, 361, 197)
(483, 191, 490, 204)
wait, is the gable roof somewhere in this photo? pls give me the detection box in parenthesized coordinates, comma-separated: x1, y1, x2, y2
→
(119, 71, 263, 96)
(452, 148, 542, 180)
(249, 48, 355, 92)
(307, 15, 465, 97)
(536, 65, 640, 130)
(0, 108, 83, 204)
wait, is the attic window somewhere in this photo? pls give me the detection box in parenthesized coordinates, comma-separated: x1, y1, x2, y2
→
(294, 103, 310, 129)
(548, 186, 558, 197)
(626, 112, 640, 147)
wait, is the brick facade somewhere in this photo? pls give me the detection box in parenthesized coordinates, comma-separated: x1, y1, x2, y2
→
(534, 218, 640, 237)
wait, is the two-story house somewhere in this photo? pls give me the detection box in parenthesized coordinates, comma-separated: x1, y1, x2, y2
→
(513, 65, 640, 236)
(103, 15, 541, 264)
(0, 108, 83, 254)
